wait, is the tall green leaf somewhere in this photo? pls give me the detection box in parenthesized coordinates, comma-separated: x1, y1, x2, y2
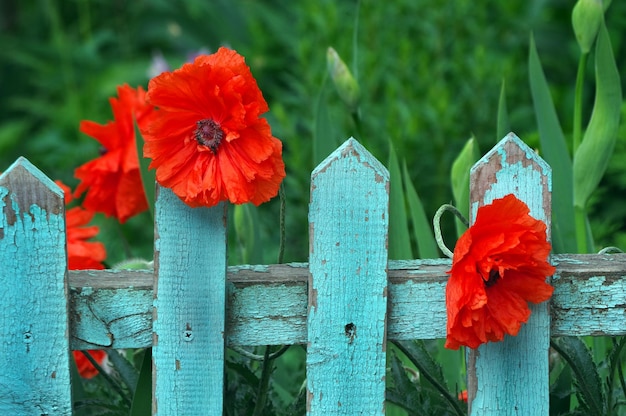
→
(402, 162, 438, 259)
(450, 137, 479, 237)
(388, 141, 413, 260)
(528, 34, 577, 254)
(394, 340, 466, 416)
(573, 19, 622, 209)
(551, 338, 605, 416)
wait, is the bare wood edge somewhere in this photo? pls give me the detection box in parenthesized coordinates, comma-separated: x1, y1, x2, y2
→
(68, 253, 626, 349)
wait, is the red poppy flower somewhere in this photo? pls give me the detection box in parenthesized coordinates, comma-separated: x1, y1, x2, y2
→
(141, 47, 285, 207)
(458, 390, 468, 402)
(73, 350, 107, 378)
(445, 194, 555, 350)
(74, 84, 156, 223)
(56, 181, 106, 270)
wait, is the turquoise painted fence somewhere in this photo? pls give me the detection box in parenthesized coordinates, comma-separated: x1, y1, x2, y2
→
(1, 133, 626, 415)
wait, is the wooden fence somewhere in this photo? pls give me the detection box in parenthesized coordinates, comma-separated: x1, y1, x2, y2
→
(1, 133, 625, 415)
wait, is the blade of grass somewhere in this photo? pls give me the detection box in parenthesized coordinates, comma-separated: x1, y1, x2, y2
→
(497, 79, 511, 141)
(402, 162, 438, 259)
(528, 33, 576, 254)
(388, 141, 413, 260)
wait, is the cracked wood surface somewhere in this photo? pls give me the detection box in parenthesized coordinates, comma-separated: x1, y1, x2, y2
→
(68, 253, 626, 350)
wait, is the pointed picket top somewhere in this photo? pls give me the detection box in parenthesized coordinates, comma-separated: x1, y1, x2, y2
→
(0, 157, 71, 414)
(312, 137, 389, 182)
(308, 137, 389, 415)
(470, 132, 551, 225)
(467, 132, 553, 415)
(0, 157, 64, 219)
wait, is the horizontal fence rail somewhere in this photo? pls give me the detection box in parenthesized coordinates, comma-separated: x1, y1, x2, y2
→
(68, 253, 626, 350)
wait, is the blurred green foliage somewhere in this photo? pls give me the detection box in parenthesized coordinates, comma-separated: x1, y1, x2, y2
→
(2, 1, 626, 413)
(2, 0, 626, 263)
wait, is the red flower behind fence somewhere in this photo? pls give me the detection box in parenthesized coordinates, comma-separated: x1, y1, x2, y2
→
(74, 84, 156, 223)
(56, 181, 106, 270)
(445, 194, 555, 350)
(74, 350, 107, 379)
(141, 47, 285, 208)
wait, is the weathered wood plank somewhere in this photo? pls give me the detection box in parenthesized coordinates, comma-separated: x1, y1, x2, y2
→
(306, 138, 389, 415)
(68, 253, 626, 349)
(152, 187, 227, 415)
(468, 133, 552, 415)
(0, 157, 72, 415)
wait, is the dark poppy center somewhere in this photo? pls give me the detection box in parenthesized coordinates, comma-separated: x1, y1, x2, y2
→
(194, 119, 224, 154)
(483, 269, 501, 287)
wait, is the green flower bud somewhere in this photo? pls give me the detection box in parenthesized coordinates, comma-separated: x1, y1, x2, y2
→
(572, 0, 604, 54)
(326, 47, 360, 111)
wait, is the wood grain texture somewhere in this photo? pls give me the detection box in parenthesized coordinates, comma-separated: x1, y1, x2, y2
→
(0, 158, 72, 415)
(67, 253, 626, 349)
(468, 133, 552, 415)
(307, 138, 389, 415)
(152, 187, 227, 415)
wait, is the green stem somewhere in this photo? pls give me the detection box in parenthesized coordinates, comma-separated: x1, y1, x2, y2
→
(573, 53, 588, 154)
(251, 347, 274, 416)
(433, 204, 469, 258)
(82, 350, 132, 407)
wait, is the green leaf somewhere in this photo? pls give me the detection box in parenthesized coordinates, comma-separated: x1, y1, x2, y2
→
(551, 338, 605, 415)
(134, 119, 155, 220)
(450, 137, 479, 237)
(129, 348, 152, 416)
(402, 162, 438, 259)
(573, 19, 622, 209)
(106, 349, 139, 395)
(388, 141, 413, 260)
(497, 80, 511, 141)
(394, 340, 466, 416)
(550, 363, 573, 415)
(234, 204, 262, 264)
(528, 33, 577, 254)
(386, 352, 422, 415)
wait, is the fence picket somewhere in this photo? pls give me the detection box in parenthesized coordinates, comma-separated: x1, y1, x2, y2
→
(0, 157, 72, 415)
(152, 186, 227, 415)
(468, 133, 552, 415)
(307, 138, 389, 414)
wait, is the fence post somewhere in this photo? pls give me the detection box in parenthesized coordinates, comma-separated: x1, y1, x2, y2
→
(152, 186, 227, 415)
(307, 138, 389, 414)
(467, 133, 552, 414)
(0, 157, 72, 415)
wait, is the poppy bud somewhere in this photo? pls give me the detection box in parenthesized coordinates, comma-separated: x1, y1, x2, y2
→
(572, 0, 604, 54)
(326, 47, 360, 112)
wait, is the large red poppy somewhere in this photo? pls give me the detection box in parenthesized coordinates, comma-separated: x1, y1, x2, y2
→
(74, 84, 156, 223)
(445, 194, 555, 350)
(141, 47, 285, 207)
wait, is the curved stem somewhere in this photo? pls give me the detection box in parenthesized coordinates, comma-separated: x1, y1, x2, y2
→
(433, 204, 469, 259)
